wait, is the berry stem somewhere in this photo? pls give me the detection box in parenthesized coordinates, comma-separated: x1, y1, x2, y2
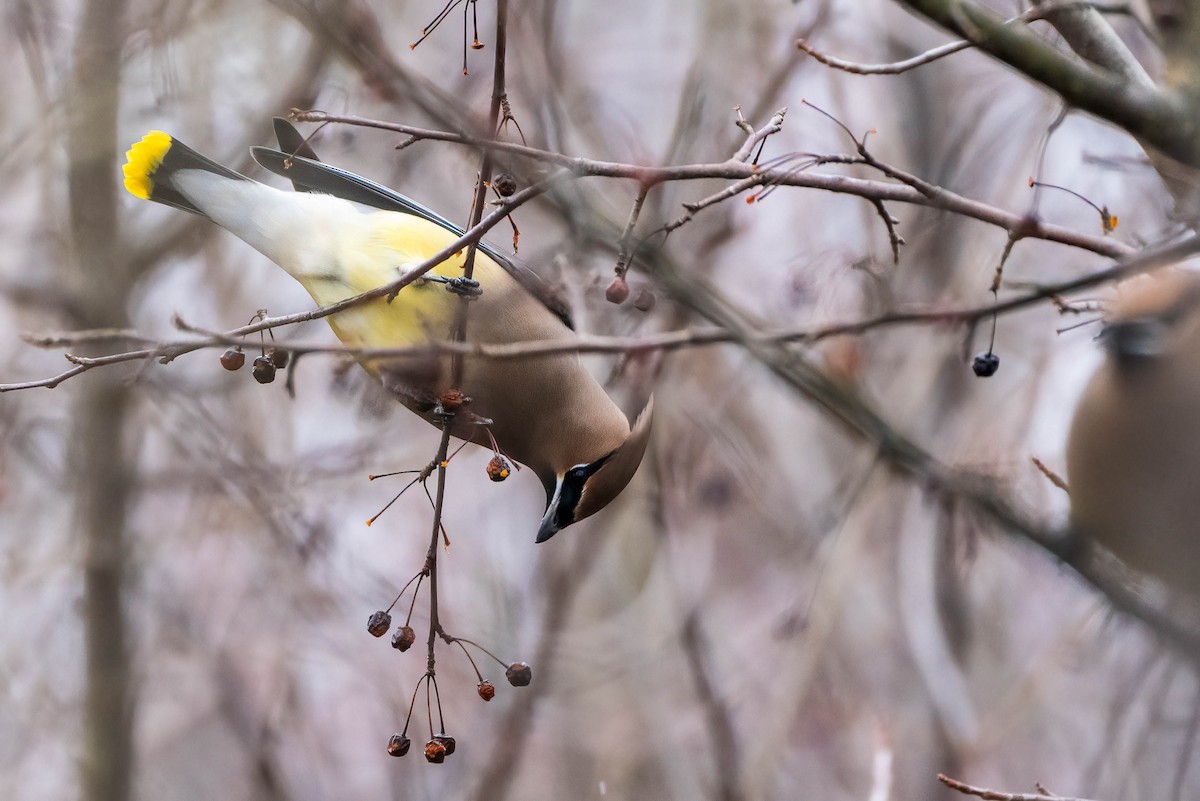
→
(404, 572, 425, 627)
(384, 570, 426, 616)
(402, 673, 427, 737)
(451, 638, 485, 682)
(445, 636, 508, 670)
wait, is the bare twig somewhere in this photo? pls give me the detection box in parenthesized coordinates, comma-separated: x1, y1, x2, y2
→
(290, 110, 1132, 259)
(797, 35, 974, 75)
(1031, 457, 1070, 493)
(614, 184, 651, 278)
(796, 3, 1133, 76)
(938, 773, 1097, 801)
(419, 0, 510, 722)
(731, 105, 787, 163)
(898, 0, 1198, 167)
(7, 232, 1195, 394)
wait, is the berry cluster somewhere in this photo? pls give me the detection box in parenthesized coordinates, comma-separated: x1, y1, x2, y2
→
(366, 600, 533, 762)
(221, 345, 289, 383)
(218, 312, 291, 384)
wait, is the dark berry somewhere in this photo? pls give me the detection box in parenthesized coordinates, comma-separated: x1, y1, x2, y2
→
(487, 455, 511, 482)
(972, 352, 1000, 377)
(506, 661, 532, 687)
(632, 289, 656, 312)
(220, 348, 245, 371)
(439, 389, 466, 411)
(252, 355, 276, 384)
(478, 680, 495, 701)
(433, 734, 456, 756)
(387, 733, 411, 757)
(492, 173, 517, 197)
(391, 625, 416, 652)
(424, 739, 446, 763)
(367, 610, 392, 638)
(268, 346, 290, 369)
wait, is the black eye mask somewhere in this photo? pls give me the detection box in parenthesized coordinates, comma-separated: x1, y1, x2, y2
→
(552, 453, 613, 529)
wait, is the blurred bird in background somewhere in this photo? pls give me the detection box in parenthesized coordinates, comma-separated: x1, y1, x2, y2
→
(1067, 268, 1200, 597)
(123, 120, 652, 542)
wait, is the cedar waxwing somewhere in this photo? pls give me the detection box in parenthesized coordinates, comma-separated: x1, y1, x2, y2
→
(122, 124, 652, 542)
(1066, 269, 1200, 597)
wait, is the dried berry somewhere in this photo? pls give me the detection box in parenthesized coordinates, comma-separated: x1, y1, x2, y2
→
(972, 352, 1000, 378)
(605, 276, 630, 305)
(424, 739, 446, 763)
(477, 680, 495, 701)
(268, 346, 290, 369)
(439, 389, 466, 411)
(220, 348, 245, 371)
(391, 625, 416, 652)
(471, 39, 485, 50)
(506, 661, 532, 687)
(387, 733, 411, 757)
(492, 173, 517, 197)
(252, 355, 277, 384)
(487, 455, 511, 482)
(434, 734, 456, 756)
(632, 289, 656, 312)
(367, 610, 392, 638)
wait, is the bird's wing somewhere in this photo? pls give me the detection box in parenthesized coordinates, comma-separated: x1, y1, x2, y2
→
(252, 120, 574, 329)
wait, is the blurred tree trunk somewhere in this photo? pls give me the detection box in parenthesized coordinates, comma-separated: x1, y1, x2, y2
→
(66, 0, 133, 799)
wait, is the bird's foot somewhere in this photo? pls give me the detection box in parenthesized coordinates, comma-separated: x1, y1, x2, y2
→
(424, 275, 483, 299)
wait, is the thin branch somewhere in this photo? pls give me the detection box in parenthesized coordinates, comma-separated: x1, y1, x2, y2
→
(422, 0, 510, 704)
(1032, 0, 1154, 88)
(938, 773, 1098, 801)
(613, 184, 651, 277)
(796, 3, 1134, 76)
(292, 110, 1131, 259)
(898, 0, 1198, 167)
(731, 105, 787, 163)
(797, 35, 972, 75)
(6, 232, 1195, 393)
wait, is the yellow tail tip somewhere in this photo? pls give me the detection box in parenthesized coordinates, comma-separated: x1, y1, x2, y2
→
(123, 130, 173, 200)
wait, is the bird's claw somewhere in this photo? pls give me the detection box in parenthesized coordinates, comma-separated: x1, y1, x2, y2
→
(424, 275, 482, 299)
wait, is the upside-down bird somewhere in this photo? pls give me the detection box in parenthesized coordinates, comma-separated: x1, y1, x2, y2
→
(1067, 269, 1200, 596)
(123, 120, 652, 542)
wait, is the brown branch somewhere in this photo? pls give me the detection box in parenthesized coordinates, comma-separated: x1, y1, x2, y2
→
(292, 110, 1131, 259)
(796, 3, 1134, 76)
(7, 232, 1195, 393)
(731, 105, 787, 163)
(1032, 1, 1153, 87)
(421, 0, 510, 736)
(613, 184, 651, 277)
(939, 773, 1098, 801)
(797, 35, 974, 75)
(898, 0, 1199, 167)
